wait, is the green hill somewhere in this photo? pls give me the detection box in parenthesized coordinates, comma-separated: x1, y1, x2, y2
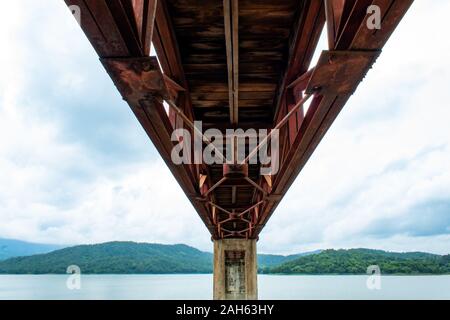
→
(0, 242, 447, 275)
(0, 242, 213, 274)
(266, 249, 450, 275)
(0, 241, 320, 274)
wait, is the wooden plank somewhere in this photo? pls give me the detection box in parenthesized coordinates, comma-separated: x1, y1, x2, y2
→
(232, 0, 239, 124)
(223, 0, 234, 124)
(231, 186, 237, 204)
(192, 99, 271, 109)
(190, 82, 275, 93)
(191, 91, 274, 101)
(223, 0, 240, 124)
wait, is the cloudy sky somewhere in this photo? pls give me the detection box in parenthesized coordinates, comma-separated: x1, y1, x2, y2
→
(0, 1, 449, 255)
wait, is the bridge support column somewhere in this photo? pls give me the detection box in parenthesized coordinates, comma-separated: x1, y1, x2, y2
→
(213, 239, 258, 300)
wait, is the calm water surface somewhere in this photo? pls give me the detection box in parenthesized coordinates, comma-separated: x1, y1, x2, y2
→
(0, 275, 449, 300)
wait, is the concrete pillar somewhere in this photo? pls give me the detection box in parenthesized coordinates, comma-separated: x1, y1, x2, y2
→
(213, 239, 258, 300)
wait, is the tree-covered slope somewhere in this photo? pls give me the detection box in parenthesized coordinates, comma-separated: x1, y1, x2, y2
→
(0, 243, 447, 275)
(266, 249, 450, 275)
(0, 242, 213, 274)
(0, 241, 320, 274)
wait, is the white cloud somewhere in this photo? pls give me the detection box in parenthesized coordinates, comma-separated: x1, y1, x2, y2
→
(0, 1, 210, 251)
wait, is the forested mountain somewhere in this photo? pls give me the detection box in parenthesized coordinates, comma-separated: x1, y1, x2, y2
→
(0, 241, 321, 274)
(266, 249, 450, 275)
(0, 242, 212, 274)
(0, 242, 447, 275)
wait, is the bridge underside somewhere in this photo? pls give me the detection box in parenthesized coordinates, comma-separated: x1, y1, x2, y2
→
(65, 0, 412, 299)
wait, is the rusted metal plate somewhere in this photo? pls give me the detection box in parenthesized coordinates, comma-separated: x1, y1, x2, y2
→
(101, 56, 168, 101)
(306, 50, 380, 95)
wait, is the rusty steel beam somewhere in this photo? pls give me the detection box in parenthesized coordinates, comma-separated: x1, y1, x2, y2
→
(252, 0, 413, 237)
(273, 0, 326, 123)
(131, 0, 158, 55)
(64, 0, 217, 237)
(234, 0, 326, 215)
(324, 0, 346, 48)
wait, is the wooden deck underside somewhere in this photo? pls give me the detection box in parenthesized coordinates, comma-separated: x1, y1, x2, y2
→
(64, 0, 413, 239)
(169, 0, 301, 127)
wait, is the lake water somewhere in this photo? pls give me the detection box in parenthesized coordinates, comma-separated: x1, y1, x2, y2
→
(0, 275, 449, 300)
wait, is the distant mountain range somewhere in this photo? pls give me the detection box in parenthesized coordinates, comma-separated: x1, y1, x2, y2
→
(0, 241, 318, 274)
(0, 240, 448, 275)
(0, 238, 64, 261)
